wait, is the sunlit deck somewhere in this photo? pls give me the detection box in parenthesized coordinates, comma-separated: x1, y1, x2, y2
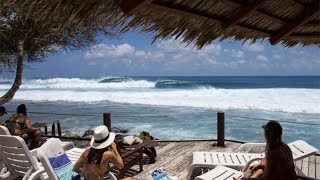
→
(127, 140, 320, 180)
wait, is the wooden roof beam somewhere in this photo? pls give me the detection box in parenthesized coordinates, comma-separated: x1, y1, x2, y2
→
(148, 3, 221, 23)
(224, 0, 288, 24)
(269, 0, 320, 45)
(222, 0, 268, 30)
(147, 3, 270, 36)
(120, 0, 152, 14)
(288, 33, 320, 39)
(225, 1, 318, 27)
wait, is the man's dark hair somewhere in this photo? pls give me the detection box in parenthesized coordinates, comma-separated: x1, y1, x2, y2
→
(17, 104, 27, 116)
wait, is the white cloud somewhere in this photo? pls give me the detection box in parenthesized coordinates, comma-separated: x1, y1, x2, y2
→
(243, 43, 265, 52)
(272, 54, 281, 59)
(83, 38, 268, 74)
(113, 44, 135, 58)
(202, 44, 222, 55)
(231, 50, 245, 59)
(85, 43, 135, 59)
(237, 59, 246, 64)
(256, 55, 268, 62)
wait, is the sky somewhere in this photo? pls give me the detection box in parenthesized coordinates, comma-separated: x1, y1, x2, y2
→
(3, 30, 320, 78)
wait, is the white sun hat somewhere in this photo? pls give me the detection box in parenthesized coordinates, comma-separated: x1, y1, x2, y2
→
(90, 125, 115, 149)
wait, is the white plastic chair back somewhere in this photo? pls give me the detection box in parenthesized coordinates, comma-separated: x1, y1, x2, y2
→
(37, 138, 64, 179)
(0, 125, 10, 135)
(289, 140, 318, 161)
(0, 135, 41, 179)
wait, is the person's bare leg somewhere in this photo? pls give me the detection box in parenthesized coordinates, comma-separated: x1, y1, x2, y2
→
(30, 129, 42, 148)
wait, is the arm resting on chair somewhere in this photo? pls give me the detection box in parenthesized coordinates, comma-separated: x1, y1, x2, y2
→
(242, 157, 264, 172)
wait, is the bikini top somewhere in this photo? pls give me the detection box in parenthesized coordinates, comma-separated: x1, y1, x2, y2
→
(7, 114, 26, 131)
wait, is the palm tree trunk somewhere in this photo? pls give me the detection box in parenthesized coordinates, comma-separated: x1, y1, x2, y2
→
(0, 40, 24, 105)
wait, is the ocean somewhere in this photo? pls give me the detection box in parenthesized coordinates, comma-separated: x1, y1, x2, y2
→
(0, 76, 319, 148)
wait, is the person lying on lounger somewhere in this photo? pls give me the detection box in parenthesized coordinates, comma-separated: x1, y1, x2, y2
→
(73, 125, 132, 180)
(234, 120, 297, 180)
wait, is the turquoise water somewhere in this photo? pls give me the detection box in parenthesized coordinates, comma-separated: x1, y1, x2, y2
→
(0, 76, 319, 148)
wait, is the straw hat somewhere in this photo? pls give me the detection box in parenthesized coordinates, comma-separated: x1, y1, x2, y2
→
(90, 125, 115, 149)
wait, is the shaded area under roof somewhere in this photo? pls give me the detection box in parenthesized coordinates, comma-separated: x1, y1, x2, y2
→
(120, 0, 320, 48)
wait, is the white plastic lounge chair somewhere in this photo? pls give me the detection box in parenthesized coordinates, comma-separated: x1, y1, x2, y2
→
(194, 165, 243, 180)
(0, 125, 10, 135)
(0, 125, 75, 155)
(36, 138, 117, 180)
(187, 140, 318, 180)
(195, 161, 319, 180)
(0, 135, 45, 180)
(0, 135, 116, 180)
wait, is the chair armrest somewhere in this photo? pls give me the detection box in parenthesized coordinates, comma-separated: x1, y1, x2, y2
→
(242, 157, 264, 172)
(236, 143, 266, 152)
(0, 166, 7, 175)
(28, 168, 45, 180)
(30, 148, 38, 157)
(0, 167, 10, 179)
(107, 172, 117, 180)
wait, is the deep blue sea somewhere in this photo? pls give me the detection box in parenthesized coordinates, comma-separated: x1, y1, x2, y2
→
(0, 76, 319, 148)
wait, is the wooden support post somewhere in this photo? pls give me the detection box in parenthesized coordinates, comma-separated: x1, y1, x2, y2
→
(103, 113, 111, 131)
(52, 122, 55, 136)
(57, 120, 62, 136)
(44, 125, 47, 135)
(217, 112, 225, 146)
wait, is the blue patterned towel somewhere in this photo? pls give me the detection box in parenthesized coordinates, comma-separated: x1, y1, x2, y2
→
(49, 153, 79, 180)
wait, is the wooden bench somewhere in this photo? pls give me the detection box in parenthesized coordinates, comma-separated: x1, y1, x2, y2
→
(115, 139, 147, 178)
(122, 139, 158, 164)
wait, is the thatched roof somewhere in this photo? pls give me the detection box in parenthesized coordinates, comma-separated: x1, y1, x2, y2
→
(1, 0, 319, 49)
(120, 0, 320, 48)
(0, 0, 126, 32)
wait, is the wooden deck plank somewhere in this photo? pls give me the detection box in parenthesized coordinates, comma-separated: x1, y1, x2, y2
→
(301, 157, 309, 176)
(132, 141, 242, 179)
(294, 160, 302, 171)
(316, 155, 320, 179)
(136, 142, 206, 179)
(135, 142, 196, 179)
(168, 142, 223, 179)
(308, 155, 316, 179)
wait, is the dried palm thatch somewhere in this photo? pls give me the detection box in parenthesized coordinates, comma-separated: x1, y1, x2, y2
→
(1, 0, 319, 49)
(0, 0, 127, 34)
(120, 0, 320, 48)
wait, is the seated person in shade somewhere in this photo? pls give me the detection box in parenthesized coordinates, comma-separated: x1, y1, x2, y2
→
(0, 106, 7, 125)
(73, 125, 132, 180)
(234, 120, 297, 180)
(5, 104, 41, 148)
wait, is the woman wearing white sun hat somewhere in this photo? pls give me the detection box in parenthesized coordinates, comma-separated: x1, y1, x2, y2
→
(73, 125, 124, 180)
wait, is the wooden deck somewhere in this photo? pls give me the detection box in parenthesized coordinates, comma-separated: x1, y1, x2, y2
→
(127, 140, 320, 180)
